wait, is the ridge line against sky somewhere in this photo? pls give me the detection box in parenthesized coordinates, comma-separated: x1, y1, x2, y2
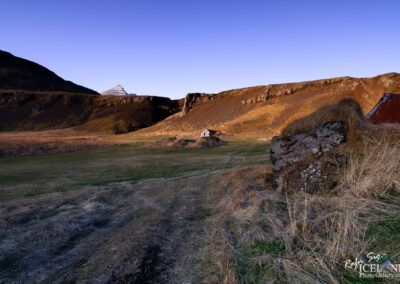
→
(1, 0, 399, 99)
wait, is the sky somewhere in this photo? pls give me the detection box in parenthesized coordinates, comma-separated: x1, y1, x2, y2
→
(1, 0, 399, 99)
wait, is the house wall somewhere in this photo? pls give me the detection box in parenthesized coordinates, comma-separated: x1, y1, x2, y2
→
(201, 129, 210, 137)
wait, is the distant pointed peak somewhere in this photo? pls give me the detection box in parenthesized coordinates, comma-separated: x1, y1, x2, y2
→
(101, 84, 128, 96)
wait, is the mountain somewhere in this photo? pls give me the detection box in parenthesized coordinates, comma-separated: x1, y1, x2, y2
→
(2, 50, 399, 136)
(79, 95, 182, 133)
(0, 91, 182, 133)
(0, 50, 97, 94)
(0, 51, 182, 133)
(101, 85, 129, 96)
(136, 73, 400, 137)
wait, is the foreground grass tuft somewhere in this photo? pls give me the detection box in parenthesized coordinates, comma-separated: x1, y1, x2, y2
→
(209, 130, 400, 283)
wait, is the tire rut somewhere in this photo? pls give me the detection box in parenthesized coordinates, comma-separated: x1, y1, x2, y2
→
(125, 176, 210, 283)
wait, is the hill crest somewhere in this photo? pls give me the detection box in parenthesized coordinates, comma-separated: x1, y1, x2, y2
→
(136, 72, 400, 137)
(0, 50, 97, 94)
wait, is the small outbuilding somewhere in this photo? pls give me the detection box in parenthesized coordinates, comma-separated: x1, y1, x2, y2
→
(366, 93, 400, 124)
(200, 128, 217, 137)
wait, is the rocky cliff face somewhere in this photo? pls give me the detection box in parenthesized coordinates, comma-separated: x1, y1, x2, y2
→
(179, 77, 362, 115)
(239, 77, 360, 105)
(84, 95, 182, 133)
(0, 91, 95, 131)
(0, 91, 182, 133)
(181, 93, 216, 115)
(270, 121, 348, 193)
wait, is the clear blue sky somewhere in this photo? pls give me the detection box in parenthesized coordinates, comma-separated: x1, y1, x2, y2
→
(1, 0, 399, 99)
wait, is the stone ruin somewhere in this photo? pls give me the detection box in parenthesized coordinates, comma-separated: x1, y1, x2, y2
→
(270, 121, 348, 194)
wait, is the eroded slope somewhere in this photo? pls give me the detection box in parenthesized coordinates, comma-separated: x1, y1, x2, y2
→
(137, 73, 400, 136)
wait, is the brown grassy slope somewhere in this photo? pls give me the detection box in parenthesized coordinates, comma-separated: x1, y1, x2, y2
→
(0, 128, 131, 157)
(208, 104, 400, 283)
(136, 73, 400, 137)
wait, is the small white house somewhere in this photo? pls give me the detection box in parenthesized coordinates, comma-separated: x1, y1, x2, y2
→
(200, 128, 217, 137)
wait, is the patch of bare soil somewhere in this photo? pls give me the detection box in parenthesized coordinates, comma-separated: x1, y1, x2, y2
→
(0, 169, 224, 283)
(153, 136, 224, 148)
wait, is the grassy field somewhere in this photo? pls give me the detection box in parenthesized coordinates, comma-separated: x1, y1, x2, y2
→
(0, 139, 269, 282)
(0, 139, 268, 201)
(2, 130, 399, 283)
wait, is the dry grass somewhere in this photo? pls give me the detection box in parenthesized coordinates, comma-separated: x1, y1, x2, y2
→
(0, 137, 268, 282)
(139, 73, 400, 137)
(0, 129, 129, 157)
(209, 128, 400, 283)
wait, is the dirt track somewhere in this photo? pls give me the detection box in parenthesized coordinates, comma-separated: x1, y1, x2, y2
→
(0, 142, 268, 283)
(0, 171, 219, 283)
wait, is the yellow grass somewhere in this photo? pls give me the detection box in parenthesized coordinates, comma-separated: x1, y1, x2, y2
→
(209, 125, 400, 283)
(0, 128, 129, 157)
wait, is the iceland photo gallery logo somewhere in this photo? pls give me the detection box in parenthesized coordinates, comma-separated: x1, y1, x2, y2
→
(345, 252, 400, 279)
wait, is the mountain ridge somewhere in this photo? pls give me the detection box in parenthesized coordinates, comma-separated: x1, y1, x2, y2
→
(1, 50, 399, 136)
(0, 50, 98, 94)
(136, 72, 400, 136)
(0, 50, 184, 133)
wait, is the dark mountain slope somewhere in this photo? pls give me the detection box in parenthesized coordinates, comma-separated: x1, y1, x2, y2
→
(0, 50, 97, 94)
(0, 50, 183, 133)
(0, 91, 183, 133)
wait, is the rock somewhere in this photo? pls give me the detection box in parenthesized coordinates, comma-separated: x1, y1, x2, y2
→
(270, 121, 347, 172)
(270, 121, 347, 193)
(314, 121, 348, 152)
(284, 161, 339, 194)
(327, 152, 347, 168)
(181, 93, 214, 115)
(380, 77, 395, 88)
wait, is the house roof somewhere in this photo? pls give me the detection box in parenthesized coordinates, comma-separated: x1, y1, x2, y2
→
(366, 93, 400, 124)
